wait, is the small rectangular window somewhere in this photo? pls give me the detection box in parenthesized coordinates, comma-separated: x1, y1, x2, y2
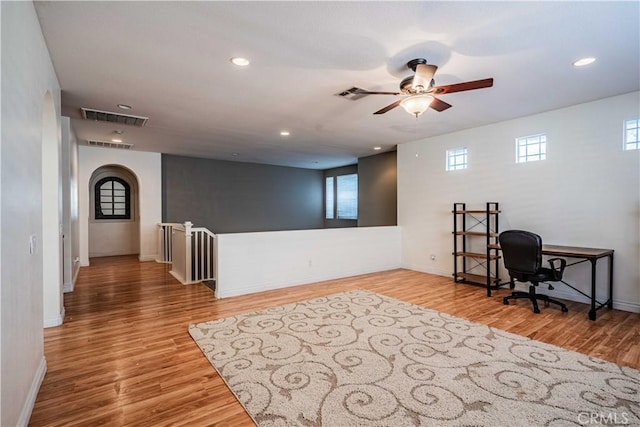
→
(336, 174, 358, 220)
(624, 118, 639, 150)
(446, 147, 467, 171)
(516, 133, 546, 163)
(325, 177, 334, 219)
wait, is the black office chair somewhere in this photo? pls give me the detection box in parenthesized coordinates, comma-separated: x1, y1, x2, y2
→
(499, 230, 568, 314)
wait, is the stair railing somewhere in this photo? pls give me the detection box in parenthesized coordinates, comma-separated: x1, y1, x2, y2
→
(157, 222, 180, 263)
(157, 221, 217, 285)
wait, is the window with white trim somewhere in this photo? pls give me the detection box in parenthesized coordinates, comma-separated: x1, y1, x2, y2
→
(516, 133, 546, 163)
(624, 118, 639, 150)
(446, 147, 467, 171)
(325, 173, 358, 220)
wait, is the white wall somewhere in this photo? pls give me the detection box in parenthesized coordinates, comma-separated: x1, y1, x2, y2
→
(78, 146, 161, 265)
(41, 92, 63, 329)
(398, 92, 640, 312)
(1, 2, 61, 425)
(216, 226, 401, 298)
(61, 117, 81, 293)
(89, 221, 139, 257)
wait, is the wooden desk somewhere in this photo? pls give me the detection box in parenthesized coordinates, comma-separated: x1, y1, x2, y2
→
(542, 244, 614, 320)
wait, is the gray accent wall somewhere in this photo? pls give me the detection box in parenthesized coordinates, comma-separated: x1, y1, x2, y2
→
(162, 154, 324, 233)
(358, 151, 397, 227)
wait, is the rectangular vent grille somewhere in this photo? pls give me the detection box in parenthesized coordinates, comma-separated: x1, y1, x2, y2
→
(87, 140, 133, 150)
(81, 108, 148, 127)
(335, 86, 367, 100)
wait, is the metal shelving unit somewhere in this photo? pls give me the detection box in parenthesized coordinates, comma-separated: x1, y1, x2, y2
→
(452, 202, 502, 296)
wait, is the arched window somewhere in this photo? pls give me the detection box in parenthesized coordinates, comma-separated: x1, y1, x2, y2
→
(94, 177, 130, 220)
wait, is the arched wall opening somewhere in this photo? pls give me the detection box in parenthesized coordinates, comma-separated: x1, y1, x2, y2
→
(88, 165, 140, 258)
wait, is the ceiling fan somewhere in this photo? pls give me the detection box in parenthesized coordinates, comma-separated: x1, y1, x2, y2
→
(355, 58, 494, 117)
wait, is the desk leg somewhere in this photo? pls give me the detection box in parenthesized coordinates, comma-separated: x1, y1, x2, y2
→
(589, 259, 597, 321)
(608, 254, 614, 309)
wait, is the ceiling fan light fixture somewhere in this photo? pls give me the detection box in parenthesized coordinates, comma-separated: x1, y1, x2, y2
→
(400, 94, 433, 117)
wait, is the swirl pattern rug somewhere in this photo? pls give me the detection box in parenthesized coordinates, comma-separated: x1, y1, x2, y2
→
(189, 290, 640, 426)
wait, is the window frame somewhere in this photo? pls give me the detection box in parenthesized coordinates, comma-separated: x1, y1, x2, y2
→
(445, 147, 468, 171)
(515, 133, 547, 163)
(336, 174, 358, 220)
(624, 118, 639, 151)
(94, 176, 131, 220)
(324, 172, 358, 221)
(325, 176, 335, 219)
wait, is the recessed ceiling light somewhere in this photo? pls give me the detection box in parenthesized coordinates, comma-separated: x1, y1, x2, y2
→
(230, 57, 250, 67)
(117, 104, 132, 110)
(573, 57, 596, 67)
(114, 130, 124, 135)
(280, 130, 290, 136)
(373, 146, 382, 150)
(231, 152, 239, 156)
(111, 138, 122, 143)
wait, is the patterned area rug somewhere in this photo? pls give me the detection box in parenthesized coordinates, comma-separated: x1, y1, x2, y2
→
(189, 290, 640, 426)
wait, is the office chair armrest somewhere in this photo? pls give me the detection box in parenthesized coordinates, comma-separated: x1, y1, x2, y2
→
(548, 257, 566, 280)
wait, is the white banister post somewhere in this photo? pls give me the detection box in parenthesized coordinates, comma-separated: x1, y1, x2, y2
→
(184, 221, 193, 282)
(156, 224, 162, 262)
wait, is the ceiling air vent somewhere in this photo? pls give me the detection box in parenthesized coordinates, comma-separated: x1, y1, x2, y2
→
(335, 86, 368, 101)
(81, 108, 148, 127)
(87, 140, 133, 150)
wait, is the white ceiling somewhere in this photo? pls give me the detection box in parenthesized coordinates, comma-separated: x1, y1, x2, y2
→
(34, 1, 640, 169)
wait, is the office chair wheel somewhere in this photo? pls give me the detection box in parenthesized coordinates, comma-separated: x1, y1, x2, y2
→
(561, 306, 568, 312)
(533, 307, 540, 314)
(503, 298, 509, 305)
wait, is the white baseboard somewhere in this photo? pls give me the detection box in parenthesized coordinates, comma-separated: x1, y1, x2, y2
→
(508, 283, 640, 313)
(44, 306, 65, 328)
(72, 261, 81, 288)
(169, 270, 197, 285)
(612, 300, 640, 313)
(217, 265, 401, 299)
(63, 281, 73, 293)
(401, 263, 451, 278)
(138, 253, 157, 262)
(17, 356, 47, 427)
(401, 265, 640, 315)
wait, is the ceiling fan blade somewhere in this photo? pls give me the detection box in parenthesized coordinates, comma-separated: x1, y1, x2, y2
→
(433, 78, 494, 95)
(412, 64, 438, 92)
(354, 89, 401, 95)
(429, 97, 452, 112)
(373, 99, 402, 115)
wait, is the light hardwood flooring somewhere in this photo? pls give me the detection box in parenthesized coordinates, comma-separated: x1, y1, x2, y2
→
(30, 255, 640, 426)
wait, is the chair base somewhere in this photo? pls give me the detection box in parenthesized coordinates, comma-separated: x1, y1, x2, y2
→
(503, 285, 568, 314)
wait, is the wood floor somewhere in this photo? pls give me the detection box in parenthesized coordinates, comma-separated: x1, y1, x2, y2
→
(30, 256, 640, 426)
